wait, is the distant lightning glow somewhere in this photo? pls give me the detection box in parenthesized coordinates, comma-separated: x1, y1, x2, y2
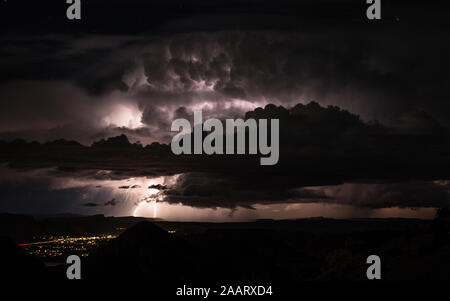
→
(102, 104, 143, 129)
(132, 200, 158, 218)
(132, 187, 162, 217)
(133, 202, 143, 217)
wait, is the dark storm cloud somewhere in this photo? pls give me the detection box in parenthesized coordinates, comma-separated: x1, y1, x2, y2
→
(2, 21, 450, 144)
(149, 184, 168, 190)
(0, 166, 143, 215)
(1, 0, 450, 213)
(139, 104, 171, 130)
(156, 172, 450, 210)
(0, 169, 88, 214)
(82, 202, 100, 207)
(0, 35, 136, 94)
(321, 181, 450, 209)
(0, 80, 97, 132)
(104, 198, 119, 206)
(2, 101, 450, 209)
(161, 173, 328, 209)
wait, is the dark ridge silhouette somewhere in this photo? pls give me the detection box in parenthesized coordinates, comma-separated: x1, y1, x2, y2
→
(84, 221, 193, 280)
(0, 236, 48, 279)
(77, 216, 450, 281)
(107, 220, 170, 245)
(0, 214, 449, 281)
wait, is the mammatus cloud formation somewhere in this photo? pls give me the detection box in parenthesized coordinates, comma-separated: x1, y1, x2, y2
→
(1, 28, 450, 144)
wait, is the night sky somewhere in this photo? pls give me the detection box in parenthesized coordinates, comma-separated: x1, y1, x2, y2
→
(0, 0, 449, 219)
